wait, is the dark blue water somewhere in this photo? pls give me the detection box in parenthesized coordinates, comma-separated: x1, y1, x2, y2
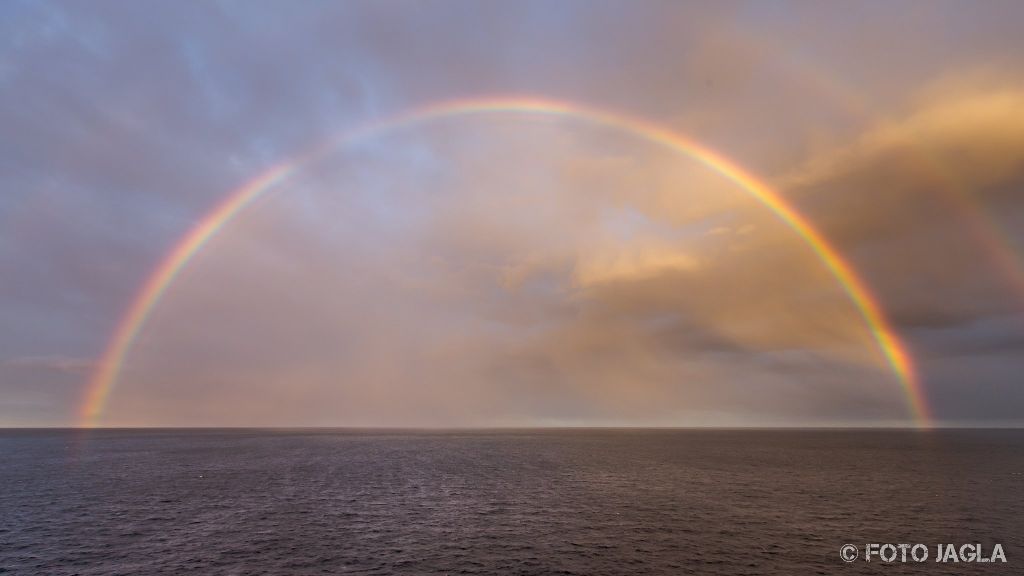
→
(1, 429, 1022, 575)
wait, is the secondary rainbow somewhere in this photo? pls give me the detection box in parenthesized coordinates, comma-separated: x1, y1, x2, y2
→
(80, 96, 932, 426)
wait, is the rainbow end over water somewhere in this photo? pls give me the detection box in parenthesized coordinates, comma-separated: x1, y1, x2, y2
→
(80, 96, 932, 427)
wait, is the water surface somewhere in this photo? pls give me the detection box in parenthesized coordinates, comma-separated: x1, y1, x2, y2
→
(1, 429, 1021, 574)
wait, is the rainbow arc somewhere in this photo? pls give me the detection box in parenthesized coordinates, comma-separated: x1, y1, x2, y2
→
(80, 96, 932, 427)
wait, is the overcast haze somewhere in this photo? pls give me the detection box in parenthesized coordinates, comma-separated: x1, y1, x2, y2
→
(3, 0, 1024, 427)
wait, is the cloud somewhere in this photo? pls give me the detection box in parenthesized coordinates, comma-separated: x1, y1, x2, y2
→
(780, 88, 1024, 196)
(4, 355, 96, 375)
(572, 243, 700, 287)
(98, 119, 905, 426)
(3, 2, 1024, 425)
(777, 87, 1024, 331)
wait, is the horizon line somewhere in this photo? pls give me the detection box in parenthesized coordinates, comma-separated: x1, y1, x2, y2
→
(4, 424, 1023, 431)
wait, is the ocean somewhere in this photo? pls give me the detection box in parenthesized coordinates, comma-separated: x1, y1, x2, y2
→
(1, 429, 1021, 575)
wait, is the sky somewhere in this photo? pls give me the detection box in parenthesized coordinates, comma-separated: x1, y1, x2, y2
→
(2, 0, 1024, 427)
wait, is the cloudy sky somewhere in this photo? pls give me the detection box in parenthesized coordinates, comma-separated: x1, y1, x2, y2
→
(2, 0, 1024, 427)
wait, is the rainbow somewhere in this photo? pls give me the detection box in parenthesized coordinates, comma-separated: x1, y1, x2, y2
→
(80, 96, 932, 426)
